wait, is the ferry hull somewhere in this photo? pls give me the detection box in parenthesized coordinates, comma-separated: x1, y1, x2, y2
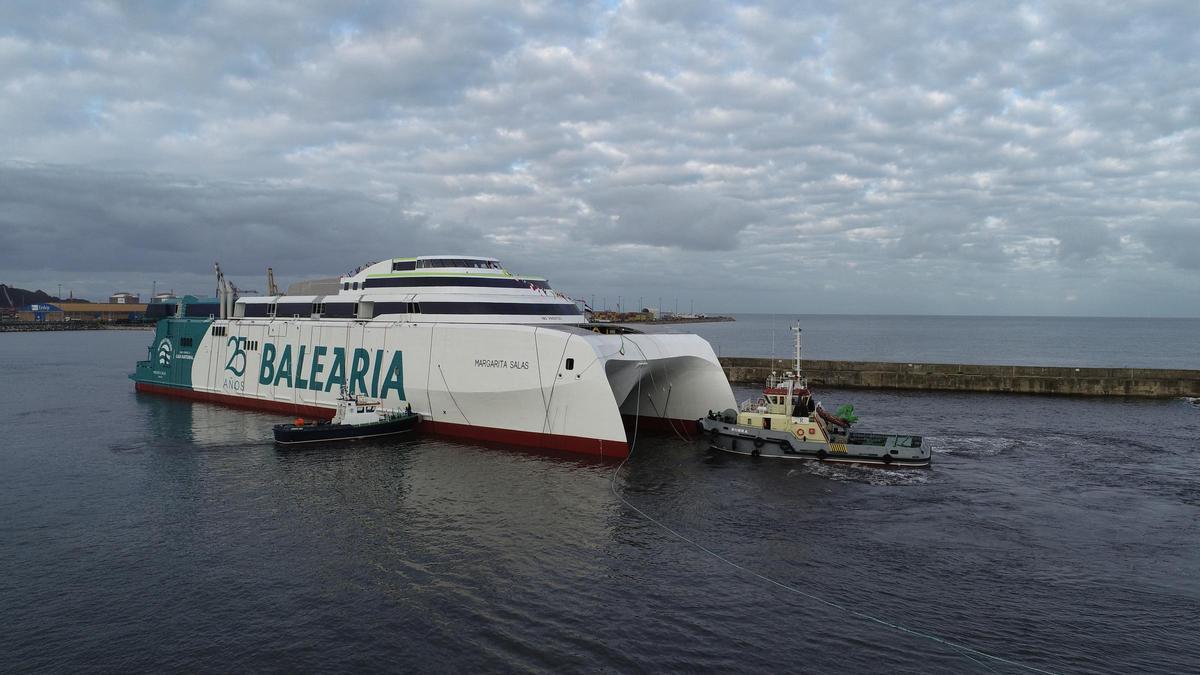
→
(132, 318, 735, 458)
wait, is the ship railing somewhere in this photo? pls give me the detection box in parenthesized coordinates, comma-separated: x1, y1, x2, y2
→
(738, 397, 766, 413)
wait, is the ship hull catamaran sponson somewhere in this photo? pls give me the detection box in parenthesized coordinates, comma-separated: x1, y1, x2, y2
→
(131, 256, 736, 458)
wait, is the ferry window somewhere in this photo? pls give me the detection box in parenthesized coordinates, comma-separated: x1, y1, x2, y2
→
(343, 282, 350, 291)
(392, 260, 416, 271)
(312, 303, 326, 315)
(180, 337, 193, 347)
(565, 358, 574, 371)
(268, 303, 277, 317)
(352, 282, 359, 290)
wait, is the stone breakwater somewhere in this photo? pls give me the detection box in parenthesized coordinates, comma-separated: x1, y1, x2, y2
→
(720, 357, 1200, 398)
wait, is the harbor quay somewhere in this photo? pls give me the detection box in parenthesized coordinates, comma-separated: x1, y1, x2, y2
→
(0, 321, 151, 332)
(720, 357, 1200, 398)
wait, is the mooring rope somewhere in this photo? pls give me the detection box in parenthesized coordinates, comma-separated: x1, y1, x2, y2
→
(626, 337, 692, 443)
(607, 447, 1059, 675)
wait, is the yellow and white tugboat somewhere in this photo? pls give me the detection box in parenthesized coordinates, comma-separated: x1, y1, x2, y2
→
(698, 324, 929, 468)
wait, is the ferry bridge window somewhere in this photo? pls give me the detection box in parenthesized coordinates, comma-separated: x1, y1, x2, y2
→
(565, 358, 574, 371)
(417, 258, 495, 269)
(352, 282, 359, 290)
(392, 260, 416, 272)
(343, 282, 350, 291)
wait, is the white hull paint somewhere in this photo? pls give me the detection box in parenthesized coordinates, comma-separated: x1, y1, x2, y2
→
(190, 319, 735, 457)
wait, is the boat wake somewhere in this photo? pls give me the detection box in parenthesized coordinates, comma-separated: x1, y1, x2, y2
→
(934, 435, 1023, 457)
(796, 461, 931, 486)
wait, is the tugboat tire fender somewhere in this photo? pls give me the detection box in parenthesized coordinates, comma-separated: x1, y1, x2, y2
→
(816, 448, 827, 460)
(753, 437, 765, 448)
(778, 439, 792, 453)
(882, 453, 893, 464)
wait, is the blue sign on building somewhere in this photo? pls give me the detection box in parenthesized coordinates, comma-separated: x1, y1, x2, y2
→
(22, 303, 62, 321)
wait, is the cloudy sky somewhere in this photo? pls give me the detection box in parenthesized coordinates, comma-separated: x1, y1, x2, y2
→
(2, 1, 1198, 316)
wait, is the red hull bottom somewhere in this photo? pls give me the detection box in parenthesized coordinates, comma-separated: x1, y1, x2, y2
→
(135, 381, 661, 459)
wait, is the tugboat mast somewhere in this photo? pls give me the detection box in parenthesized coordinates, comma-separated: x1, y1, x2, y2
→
(792, 322, 802, 376)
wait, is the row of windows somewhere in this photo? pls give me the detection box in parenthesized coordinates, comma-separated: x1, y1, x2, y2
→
(392, 258, 501, 271)
(147, 303, 178, 318)
(212, 326, 227, 337)
(240, 300, 581, 319)
(243, 303, 357, 318)
(364, 277, 551, 290)
(377, 301, 581, 316)
(376, 302, 422, 315)
(183, 303, 219, 318)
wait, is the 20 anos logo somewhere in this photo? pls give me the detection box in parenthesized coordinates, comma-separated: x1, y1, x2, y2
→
(157, 338, 173, 367)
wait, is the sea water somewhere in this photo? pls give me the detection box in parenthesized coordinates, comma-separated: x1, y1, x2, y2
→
(1, 327, 1197, 673)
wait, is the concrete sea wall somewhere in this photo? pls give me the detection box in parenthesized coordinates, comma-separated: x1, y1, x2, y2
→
(719, 357, 1200, 398)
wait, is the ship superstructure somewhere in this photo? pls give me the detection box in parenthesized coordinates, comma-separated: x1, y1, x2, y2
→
(132, 256, 736, 457)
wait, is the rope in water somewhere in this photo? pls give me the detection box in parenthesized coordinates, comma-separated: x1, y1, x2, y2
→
(609, 436, 1059, 674)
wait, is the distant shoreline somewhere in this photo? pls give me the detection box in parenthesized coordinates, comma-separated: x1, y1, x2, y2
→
(600, 316, 736, 326)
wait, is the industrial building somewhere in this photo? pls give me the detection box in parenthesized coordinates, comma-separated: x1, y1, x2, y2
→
(18, 302, 147, 322)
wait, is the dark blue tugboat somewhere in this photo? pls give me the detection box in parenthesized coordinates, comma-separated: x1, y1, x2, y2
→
(273, 386, 420, 444)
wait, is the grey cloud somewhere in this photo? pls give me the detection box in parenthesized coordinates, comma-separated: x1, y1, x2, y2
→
(0, 162, 445, 280)
(578, 185, 764, 251)
(0, 1, 1197, 315)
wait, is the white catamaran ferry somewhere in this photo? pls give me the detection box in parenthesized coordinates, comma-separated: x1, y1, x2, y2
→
(131, 256, 736, 457)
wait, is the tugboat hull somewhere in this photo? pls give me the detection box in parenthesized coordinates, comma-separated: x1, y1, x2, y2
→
(698, 417, 930, 468)
(273, 414, 420, 444)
